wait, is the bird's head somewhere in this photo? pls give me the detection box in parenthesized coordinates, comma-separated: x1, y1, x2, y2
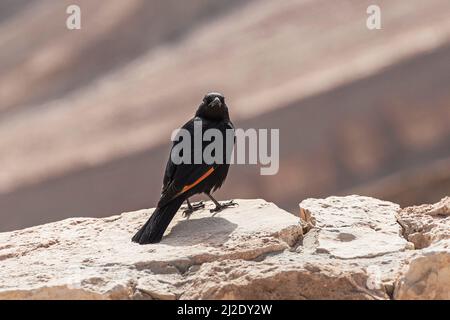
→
(195, 92, 230, 121)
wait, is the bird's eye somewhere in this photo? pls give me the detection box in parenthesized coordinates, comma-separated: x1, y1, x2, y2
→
(220, 97, 225, 103)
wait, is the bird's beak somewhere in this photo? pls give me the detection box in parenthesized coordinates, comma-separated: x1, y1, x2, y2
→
(210, 97, 221, 108)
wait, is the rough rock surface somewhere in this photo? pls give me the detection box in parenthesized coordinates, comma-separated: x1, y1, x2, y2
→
(394, 197, 450, 299)
(0, 196, 449, 300)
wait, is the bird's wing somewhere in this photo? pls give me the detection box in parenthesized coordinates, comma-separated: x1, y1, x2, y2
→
(158, 161, 216, 208)
(161, 117, 199, 194)
(161, 144, 177, 194)
(158, 117, 217, 207)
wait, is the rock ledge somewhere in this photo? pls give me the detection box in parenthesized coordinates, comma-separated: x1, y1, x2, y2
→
(0, 196, 448, 300)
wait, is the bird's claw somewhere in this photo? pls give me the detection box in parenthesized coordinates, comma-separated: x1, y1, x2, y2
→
(210, 200, 238, 214)
(182, 209, 193, 219)
(182, 201, 205, 219)
(191, 201, 205, 210)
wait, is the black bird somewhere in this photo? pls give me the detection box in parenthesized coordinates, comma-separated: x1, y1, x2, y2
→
(132, 92, 236, 244)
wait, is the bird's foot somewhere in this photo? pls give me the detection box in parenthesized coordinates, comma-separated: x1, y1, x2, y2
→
(182, 201, 205, 219)
(210, 200, 238, 215)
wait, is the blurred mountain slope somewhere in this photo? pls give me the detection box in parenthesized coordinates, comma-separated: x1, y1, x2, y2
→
(0, 0, 250, 114)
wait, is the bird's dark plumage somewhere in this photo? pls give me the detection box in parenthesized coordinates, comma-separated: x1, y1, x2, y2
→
(132, 93, 235, 244)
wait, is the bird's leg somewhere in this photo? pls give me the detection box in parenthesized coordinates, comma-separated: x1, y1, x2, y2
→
(182, 199, 194, 219)
(182, 199, 205, 219)
(207, 193, 237, 214)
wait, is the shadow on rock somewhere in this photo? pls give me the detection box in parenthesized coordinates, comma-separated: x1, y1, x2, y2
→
(161, 217, 238, 247)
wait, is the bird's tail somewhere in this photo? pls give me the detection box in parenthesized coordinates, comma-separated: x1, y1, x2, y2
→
(132, 197, 185, 244)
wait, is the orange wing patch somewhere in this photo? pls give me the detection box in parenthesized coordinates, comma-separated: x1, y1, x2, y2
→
(178, 167, 215, 196)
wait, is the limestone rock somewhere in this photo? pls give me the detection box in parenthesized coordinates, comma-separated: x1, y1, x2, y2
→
(0, 196, 449, 300)
(397, 196, 450, 249)
(394, 240, 450, 300)
(300, 196, 408, 259)
(394, 197, 450, 299)
(0, 199, 302, 299)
